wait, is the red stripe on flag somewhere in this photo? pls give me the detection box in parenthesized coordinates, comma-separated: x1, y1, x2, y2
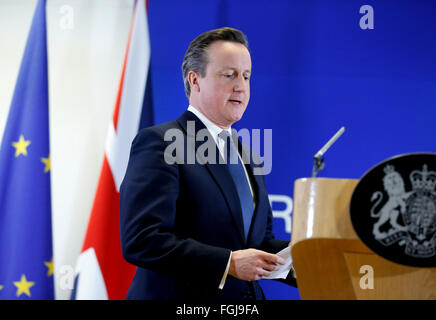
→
(81, 156, 136, 300)
(112, 3, 137, 131)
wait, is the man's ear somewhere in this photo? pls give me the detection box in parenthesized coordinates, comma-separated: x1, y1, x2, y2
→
(188, 71, 200, 93)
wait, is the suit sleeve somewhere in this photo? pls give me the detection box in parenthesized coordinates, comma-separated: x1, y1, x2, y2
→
(119, 128, 231, 289)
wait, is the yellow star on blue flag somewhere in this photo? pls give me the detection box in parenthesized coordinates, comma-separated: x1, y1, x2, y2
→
(41, 155, 50, 173)
(0, 0, 54, 300)
(12, 135, 31, 157)
(14, 275, 35, 297)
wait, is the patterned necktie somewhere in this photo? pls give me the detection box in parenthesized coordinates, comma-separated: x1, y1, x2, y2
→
(218, 130, 254, 239)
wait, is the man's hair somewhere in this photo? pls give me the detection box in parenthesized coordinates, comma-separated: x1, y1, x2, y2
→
(181, 27, 249, 98)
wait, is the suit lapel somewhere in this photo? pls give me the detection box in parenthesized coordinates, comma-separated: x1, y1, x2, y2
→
(176, 111, 246, 245)
(205, 161, 246, 245)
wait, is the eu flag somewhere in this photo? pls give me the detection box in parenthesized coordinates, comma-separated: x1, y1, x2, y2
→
(0, 0, 54, 299)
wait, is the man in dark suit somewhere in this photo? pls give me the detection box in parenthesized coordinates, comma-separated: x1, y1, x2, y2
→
(119, 27, 296, 300)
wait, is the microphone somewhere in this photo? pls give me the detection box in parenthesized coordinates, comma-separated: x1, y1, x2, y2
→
(312, 126, 345, 177)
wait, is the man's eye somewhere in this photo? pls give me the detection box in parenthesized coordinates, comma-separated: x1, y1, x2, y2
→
(223, 74, 233, 78)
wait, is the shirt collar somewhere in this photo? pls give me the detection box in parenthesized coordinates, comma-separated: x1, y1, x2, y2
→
(187, 105, 232, 142)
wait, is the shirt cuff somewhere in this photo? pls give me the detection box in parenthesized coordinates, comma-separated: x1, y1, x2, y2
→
(219, 251, 232, 290)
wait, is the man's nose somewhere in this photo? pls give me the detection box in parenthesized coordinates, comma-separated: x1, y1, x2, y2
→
(233, 75, 248, 92)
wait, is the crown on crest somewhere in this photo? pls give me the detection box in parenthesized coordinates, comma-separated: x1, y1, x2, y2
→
(409, 164, 436, 191)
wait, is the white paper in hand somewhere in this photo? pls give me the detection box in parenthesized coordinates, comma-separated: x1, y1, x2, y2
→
(262, 246, 294, 279)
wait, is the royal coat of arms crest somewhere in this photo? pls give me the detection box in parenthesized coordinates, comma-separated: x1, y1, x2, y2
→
(350, 153, 436, 267)
(371, 164, 436, 258)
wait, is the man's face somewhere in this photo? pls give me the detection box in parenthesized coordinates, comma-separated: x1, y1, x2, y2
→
(196, 40, 251, 128)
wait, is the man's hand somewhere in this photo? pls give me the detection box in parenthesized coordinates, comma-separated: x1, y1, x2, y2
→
(228, 249, 285, 281)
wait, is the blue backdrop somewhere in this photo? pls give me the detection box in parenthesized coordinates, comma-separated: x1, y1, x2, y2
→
(146, 0, 436, 299)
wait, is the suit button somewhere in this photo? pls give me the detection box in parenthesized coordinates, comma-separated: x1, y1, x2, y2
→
(240, 291, 254, 299)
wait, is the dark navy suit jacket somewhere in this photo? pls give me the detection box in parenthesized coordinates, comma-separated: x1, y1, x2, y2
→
(119, 111, 296, 300)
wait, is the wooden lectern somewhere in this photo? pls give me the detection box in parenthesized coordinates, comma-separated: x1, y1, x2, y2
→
(290, 178, 436, 300)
